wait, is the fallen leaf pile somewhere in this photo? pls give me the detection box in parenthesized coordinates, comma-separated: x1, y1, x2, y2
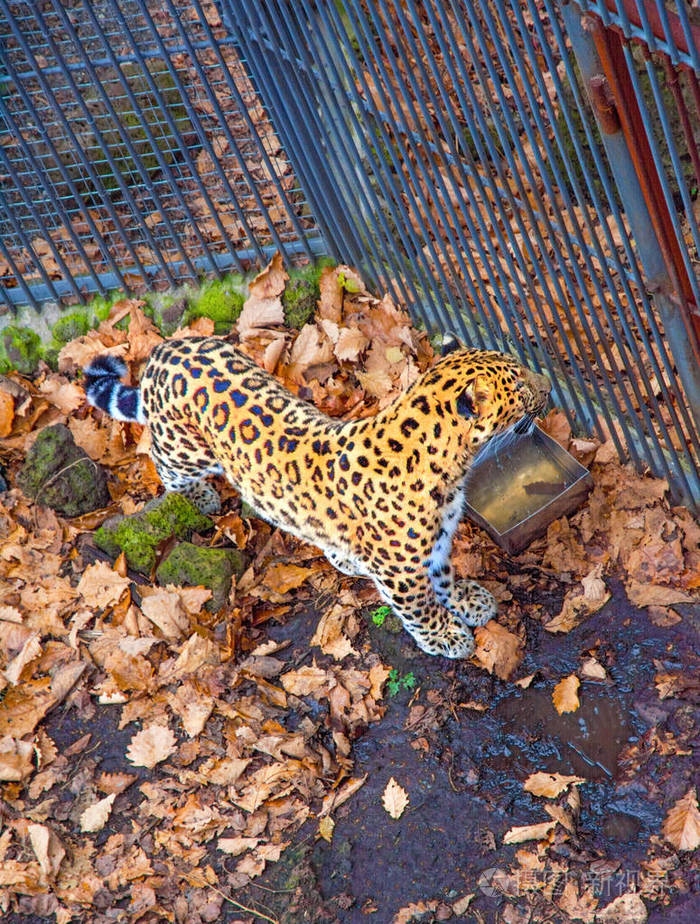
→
(0, 256, 697, 921)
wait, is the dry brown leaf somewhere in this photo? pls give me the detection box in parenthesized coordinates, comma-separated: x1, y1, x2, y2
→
(199, 757, 250, 786)
(262, 562, 314, 596)
(452, 894, 474, 916)
(97, 771, 137, 795)
(167, 633, 220, 678)
(321, 774, 368, 816)
(647, 605, 681, 627)
(318, 815, 335, 843)
(0, 389, 15, 436)
(662, 787, 700, 851)
(280, 664, 330, 697)
(288, 322, 334, 368)
(311, 604, 357, 661)
(553, 674, 580, 714)
(0, 735, 35, 781)
(317, 265, 343, 322)
(544, 802, 576, 833)
(368, 663, 392, 700)
(382, 777, 409, 819)
(262, 334, 287, 373)
(557, 879, 598, 923)
(473, 621, 524, 680)
(580, 657, 607, 680)
(523, 772, 585, 798)
(126, 724, 176, 769)
(76, 562, 130, 610)
(596, 893, 647, 924)
(236, 294, 284, 340)
(503, 820, 556, 844)
(4, 632, 42, 684)
(248, 251, 288, 299)
(545, 565, 610, 633)
(654, 670, 699, 700)
(169, 682, 214, 738)
(28, 823, 65, 882)
(625, 581, 695, 608)
(392, 901, 439, 924)
(58, 335, 127, 374)
(539, 408, 571, 448)
(334, 327, 369, 362)
(218, 835, 261, 856)
(140, 590, 190, 640)
(80, 793, 116, 833)
(38, 376, 85, 414)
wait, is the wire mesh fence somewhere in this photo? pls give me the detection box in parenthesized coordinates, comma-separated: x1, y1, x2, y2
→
(0, 0, 323, 307)
(227, 0, 700, 507)
(0, 0, 699, 507)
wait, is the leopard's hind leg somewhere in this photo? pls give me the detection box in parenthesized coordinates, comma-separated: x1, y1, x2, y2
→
(150, 430, 223, 515)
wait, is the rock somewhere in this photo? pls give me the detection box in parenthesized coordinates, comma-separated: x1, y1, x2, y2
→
(2, 325, 42, 376)
(156, 541, 246, 610)
(95, 493, 213, 574)
(17, 424, 110, 516)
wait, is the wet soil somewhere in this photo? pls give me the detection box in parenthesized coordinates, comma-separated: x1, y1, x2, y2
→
(7, 585, 698, 924)
(280, 583, 698, 923)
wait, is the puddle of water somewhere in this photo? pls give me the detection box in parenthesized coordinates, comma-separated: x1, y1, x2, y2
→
(491, 686, 632, 781)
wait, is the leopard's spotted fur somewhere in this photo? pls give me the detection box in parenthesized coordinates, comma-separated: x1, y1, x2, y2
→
(85, 337, 549, 658)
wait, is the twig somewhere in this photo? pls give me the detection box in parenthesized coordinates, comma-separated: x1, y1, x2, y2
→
(209, 886, 280, 924)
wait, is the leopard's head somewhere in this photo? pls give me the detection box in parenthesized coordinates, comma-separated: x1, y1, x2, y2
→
(397, 347, 550, 469)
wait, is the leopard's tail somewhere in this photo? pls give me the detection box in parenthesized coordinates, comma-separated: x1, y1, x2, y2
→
(83, 355, 145, 423)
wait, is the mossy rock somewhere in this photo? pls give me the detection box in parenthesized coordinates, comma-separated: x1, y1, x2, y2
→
(145, 289, 190, 336)
(282, 258, 335, 329)
(185, 275, 246, 334)
(156, 541, 246, 611)
(52, 312, 90, 344)
(95, 492, 213, 574)
(17, 424, 110, 517)
(2, 326, 42, 376)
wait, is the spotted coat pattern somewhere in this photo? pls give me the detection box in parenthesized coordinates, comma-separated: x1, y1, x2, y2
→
(86, 337, 550, 658)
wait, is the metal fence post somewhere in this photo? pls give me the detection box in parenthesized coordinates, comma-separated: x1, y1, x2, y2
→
(564, 3, 700, 440)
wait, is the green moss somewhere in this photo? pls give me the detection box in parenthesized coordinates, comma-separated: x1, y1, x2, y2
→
(76, 291, 127, 328)
(95, 492, 213, 574)
(43, 346, 60, 371)
(184, 275, 246, 334)
(156, 541, 246, 610)
(282, 257, 335, 329)
(17, 423, 110, 516)
(52, 311, 90, 344)
(2, 326, 42, 376)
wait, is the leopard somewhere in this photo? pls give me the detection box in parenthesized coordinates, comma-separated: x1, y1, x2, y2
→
(84, 336, 549, 658)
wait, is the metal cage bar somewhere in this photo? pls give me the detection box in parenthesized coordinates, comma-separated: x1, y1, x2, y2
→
(1, 0, 698, 506)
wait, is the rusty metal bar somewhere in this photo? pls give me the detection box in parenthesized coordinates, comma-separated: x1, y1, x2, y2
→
(602, 0, 700, 69)
(661, 60, 700, 209)
(586, 16, 700, 357)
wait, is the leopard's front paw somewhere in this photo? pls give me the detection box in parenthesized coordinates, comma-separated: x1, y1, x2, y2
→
(408, 615, 477, 659)
(456, 580, 497, 627)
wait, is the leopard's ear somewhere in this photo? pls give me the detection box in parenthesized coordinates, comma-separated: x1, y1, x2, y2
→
(457, 386, 476, 418)
(441, 331, 462, 356)
(457, 375, 492, 418)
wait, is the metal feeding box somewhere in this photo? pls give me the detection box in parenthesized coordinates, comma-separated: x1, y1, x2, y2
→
(463, 426, 593, 555)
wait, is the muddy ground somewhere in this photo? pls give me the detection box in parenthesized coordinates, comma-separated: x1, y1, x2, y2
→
(9, 580, 697, 924)
(250, 584, 699, 923)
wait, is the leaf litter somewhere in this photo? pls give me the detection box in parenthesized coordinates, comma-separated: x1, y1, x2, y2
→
(0, 257, 697, 921)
